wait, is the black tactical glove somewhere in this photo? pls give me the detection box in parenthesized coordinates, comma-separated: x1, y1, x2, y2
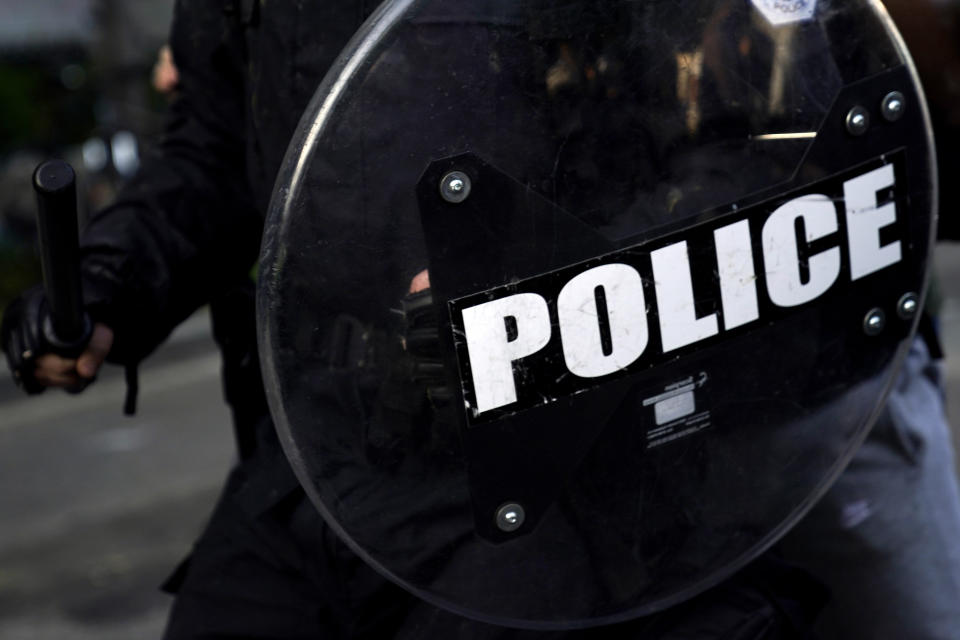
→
(400, 288, 452, 408)
(1, 285, 50, 394)
(1, 285, 104, 399)
(363, 288, 456, 467)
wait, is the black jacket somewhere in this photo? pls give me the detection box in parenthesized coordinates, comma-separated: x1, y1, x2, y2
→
(80, 1, 372, 366)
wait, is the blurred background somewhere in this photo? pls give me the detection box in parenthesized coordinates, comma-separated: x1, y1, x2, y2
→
(0, 1, 959, 638)
(0, 1, 234, 637)
(0, 0, 176, 307)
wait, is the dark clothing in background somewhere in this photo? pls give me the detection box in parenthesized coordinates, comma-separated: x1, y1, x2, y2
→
(882, 0, 960, 241)
(76, 1, 826, 637)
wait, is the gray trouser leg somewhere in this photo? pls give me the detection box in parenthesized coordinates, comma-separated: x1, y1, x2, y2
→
(779, 338, 960, 640)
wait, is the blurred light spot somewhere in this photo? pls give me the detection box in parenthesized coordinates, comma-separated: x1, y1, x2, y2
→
(82, 137, 108, 173)
(111, 131, 139, 177)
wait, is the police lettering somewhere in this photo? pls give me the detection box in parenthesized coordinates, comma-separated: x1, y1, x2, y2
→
(458, 164, 902, 416)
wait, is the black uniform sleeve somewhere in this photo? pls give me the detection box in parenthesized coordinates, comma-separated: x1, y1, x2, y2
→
(79, 1, 261, 364)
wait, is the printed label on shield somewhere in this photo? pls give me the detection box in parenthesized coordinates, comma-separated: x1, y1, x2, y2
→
(752, 0, 817, 26)
(449, 152, 908, 425)
(642, 372, 712, 448)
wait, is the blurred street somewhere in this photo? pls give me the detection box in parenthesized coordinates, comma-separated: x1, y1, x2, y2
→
(0, 311, 232, 639)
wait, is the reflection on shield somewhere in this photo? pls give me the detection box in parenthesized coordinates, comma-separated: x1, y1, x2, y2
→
(258, 0, 935, 629)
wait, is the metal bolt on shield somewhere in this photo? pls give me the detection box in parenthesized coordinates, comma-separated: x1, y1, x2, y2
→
(440, 171, 471, 203)
(881, 91, 905, 122)
(496, 503, 525, 532)
(897, 292, 918, 319)
(863, 308, 886, 336)
(846, 106, 870, 136)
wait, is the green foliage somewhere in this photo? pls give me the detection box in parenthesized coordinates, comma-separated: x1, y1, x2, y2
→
(0, 245, 41, 323)
(0, 60, 96, 155)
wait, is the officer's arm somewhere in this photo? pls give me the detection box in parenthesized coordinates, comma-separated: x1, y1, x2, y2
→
(78, 0, 259, 367)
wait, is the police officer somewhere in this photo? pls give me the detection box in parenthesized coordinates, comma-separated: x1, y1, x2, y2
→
(2, 1, 958, 638)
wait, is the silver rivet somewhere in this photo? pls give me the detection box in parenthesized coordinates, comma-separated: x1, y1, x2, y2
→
(496, 502, 525, 532)
(22, 350, 33, 360)
(440, 171, 471, 204)
(897, 292, 919, 319)
(846, 106, 870, 136)
(863, 308, 886, 336)
(881, 91, 905, 122)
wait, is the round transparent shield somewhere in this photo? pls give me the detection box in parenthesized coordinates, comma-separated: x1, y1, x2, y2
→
(258, 0, 935, 628)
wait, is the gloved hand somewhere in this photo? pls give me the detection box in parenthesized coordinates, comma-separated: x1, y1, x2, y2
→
(400, 288, 452, 408)
(1, 285, 113, 394)
(402, 270, 453, 407)
(1, 285, 48, 394)
(363, 271, 457, 467)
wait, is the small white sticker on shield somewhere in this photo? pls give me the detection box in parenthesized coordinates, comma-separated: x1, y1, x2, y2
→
(654, 391, 696, 426)
(752, 0, 817, 26)
(641, 374, 712, 448)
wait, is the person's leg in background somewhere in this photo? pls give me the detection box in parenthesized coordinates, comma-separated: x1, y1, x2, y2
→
(778, 337, 960, 640)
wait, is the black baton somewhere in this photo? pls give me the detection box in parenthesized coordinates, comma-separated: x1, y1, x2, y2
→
(33, 160, 92, 357)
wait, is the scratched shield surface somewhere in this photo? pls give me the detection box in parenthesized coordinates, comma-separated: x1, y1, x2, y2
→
(258, 0, 935, 628)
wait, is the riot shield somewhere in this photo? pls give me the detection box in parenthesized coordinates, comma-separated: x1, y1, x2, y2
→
(258, 0, 936, 628)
